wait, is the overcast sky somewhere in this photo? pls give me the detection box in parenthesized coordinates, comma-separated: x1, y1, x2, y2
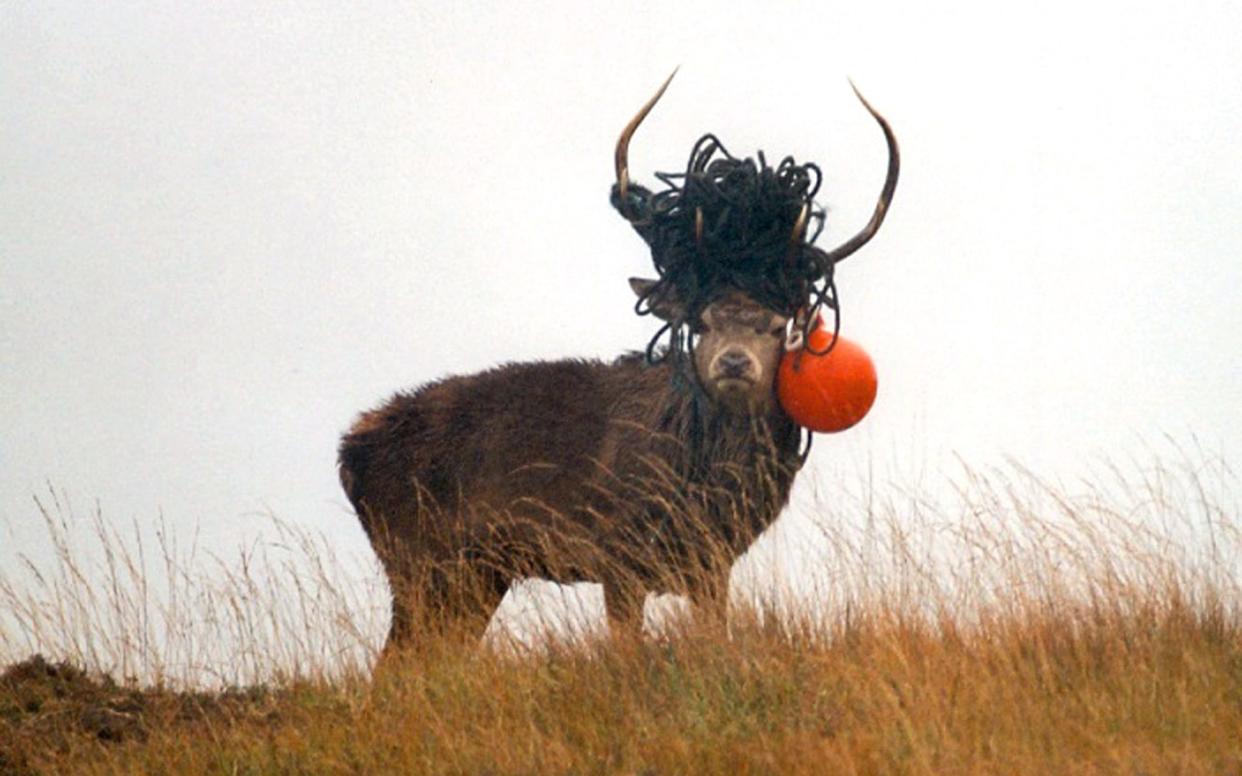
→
(3, 2, 1241, 652)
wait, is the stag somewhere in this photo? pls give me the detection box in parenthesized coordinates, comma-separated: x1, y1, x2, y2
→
(338, 75, 899, 648)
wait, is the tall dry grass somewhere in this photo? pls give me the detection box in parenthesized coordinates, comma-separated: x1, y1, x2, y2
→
(1, 448, 1239, 774)
(0, 490, 385, 688)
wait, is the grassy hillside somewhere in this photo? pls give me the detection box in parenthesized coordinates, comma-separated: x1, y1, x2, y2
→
(3, 599, 1239, 775)
(2, 454, 1239, 774)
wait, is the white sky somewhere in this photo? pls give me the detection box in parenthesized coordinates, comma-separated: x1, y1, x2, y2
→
(3, 2, 1241, 655)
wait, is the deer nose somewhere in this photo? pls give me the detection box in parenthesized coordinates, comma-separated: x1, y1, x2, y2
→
(718, 351, 753, 378)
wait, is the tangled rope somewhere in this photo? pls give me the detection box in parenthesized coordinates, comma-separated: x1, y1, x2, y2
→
(611, 134, 843, 363)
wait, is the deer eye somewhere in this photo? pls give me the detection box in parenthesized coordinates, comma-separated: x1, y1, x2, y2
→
(769, 324, 786, 337)
(689, 321, 711, 335)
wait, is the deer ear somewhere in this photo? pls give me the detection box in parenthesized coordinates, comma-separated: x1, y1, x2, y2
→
(629, 277, 685, 322)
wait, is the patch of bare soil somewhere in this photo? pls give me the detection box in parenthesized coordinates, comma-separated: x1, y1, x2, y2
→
(0, 655, 282, 775)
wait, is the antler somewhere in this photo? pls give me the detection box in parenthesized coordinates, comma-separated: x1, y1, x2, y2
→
(614, 68, 679, 217)
(816, 81, 900, 264)
(786, 202, 810, 266)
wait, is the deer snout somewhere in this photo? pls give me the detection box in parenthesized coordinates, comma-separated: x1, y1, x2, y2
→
(714, 350, 756, 380)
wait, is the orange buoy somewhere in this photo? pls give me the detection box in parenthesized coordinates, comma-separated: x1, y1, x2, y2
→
(777, 324, 877, 433)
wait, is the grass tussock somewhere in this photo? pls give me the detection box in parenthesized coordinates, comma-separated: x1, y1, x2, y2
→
(1, 450, 1240, 774)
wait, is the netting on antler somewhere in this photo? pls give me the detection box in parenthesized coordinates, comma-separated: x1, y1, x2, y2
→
(611, 134, 842, 363)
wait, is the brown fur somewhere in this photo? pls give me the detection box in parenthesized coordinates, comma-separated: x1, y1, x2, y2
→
(339, 289, 803, 647)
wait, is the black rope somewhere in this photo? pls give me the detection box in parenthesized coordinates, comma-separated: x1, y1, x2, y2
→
(611, 134, 844, 365)
(797, 427, 814, 466)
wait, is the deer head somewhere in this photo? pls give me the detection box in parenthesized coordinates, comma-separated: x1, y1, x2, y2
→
(615, 72, 898, 416)
(630, 278, 789, 412)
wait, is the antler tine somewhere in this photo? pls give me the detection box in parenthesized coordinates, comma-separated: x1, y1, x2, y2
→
(614, 68, 679, 214)
(820, 81, 900, 265)
(787, 202, 810, 263)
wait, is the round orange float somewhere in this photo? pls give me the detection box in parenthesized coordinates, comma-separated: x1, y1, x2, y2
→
(777, 321, 877, 433)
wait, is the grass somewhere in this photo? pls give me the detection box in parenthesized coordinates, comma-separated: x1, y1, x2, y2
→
(1, 449, 1240, 774)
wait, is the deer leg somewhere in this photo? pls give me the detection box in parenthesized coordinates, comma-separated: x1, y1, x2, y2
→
(423, 562, 508, 641)
(603, 579, 646, 642)
(374, 550, 420, 659)
(375, 578, 418, 666)
(388, 596, 415, 645)
(688, 570, 730, 633)
(380, 561, 508, 659)
(450, 565, 510, 642)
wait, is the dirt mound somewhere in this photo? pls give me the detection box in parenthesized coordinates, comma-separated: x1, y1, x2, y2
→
(1, 655, 145, 744)
(1, 655, 283, 773)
